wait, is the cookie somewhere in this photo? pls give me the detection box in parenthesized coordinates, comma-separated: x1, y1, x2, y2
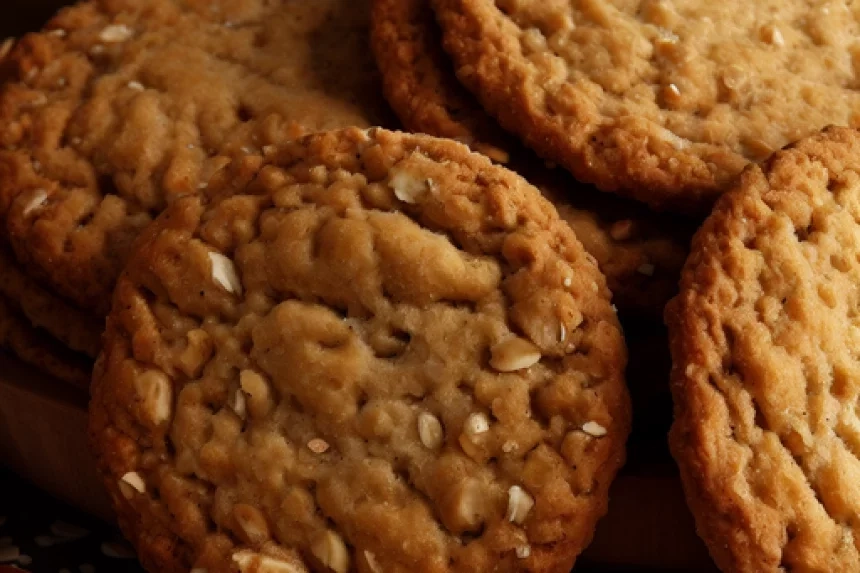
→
(0, 294, 92, 389)
(371, 0, 693, 315)
(535, 171, 694, 317)
(666, 126, 860, 571)
(0, 243, 102, 358)
(371, 0, 511, 163)
(0, 0, 392, 316)
(89, 127, 630, 573)
(431, 0, 860, 214)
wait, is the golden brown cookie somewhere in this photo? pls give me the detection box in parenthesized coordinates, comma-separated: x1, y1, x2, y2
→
(0, 0, 392, 316)
(371, 0, 511, 163)
(0, 294, 91, 389)
(0, 243, 102, 358)
(667, 126, 860, 571)
(431, 0, 860, 214)
(370, 0, 693, 315)
(89, 127, 630, 573)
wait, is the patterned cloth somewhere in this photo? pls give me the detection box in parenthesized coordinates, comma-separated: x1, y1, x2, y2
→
(0, 467, 143, 573)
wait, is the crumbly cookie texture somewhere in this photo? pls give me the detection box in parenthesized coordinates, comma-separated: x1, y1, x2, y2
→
(89, 128, 630, 573)
(431, 0, 860, 214)
(370, 0, 692, 315)
(0, 294, 92, 388)
(0, 0, 390, 316)
(0, 243, 101, 358)
(371, 0, 511, 163)
(667, 126, 860, 572)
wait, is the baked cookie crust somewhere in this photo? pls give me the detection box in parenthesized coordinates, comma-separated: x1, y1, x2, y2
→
(0, 0, 390, 315)
(667, 126, 860, 571)
(431, 0, 860, 214)
(89, 127, 630, 573)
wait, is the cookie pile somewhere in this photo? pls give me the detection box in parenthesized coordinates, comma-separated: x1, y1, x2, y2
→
(1, 0, 860, 571)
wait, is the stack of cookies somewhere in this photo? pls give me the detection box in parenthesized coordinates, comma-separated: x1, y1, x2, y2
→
(2, 0, 860, 571)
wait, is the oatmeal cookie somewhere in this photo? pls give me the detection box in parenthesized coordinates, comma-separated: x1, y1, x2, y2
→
(0, 294, 91, 389)
(89, 127, 630, 573)
(667, 126, 860, 571)
(431, 0, 860, 214)
(0, 0, 391, 316)
(0, 243, 101, 358)
(371, 0, 511, 163)
(370, 0, 693, 314)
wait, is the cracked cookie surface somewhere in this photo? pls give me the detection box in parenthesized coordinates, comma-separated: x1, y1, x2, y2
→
(88, 127, 630, 573)
(0, 0, 390, 316)
(667, 126, 860, 572)
(431, 0, 860, 214)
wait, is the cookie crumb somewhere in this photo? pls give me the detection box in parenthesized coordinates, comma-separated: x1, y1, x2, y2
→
(506, 485, 534, 524)
(307, 438, 330, 454)
(502, 440, 518, 453)
(464, 413, 490, 436)
(582, 421, 608, 437)
(127, 81, 144, 91)
(490, 337, 541, 372)
(99, 24, 133, 43)
(516, 545, 531, 558)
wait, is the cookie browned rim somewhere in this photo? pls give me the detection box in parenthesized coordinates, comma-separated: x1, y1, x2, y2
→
(667, 126, 860, 571)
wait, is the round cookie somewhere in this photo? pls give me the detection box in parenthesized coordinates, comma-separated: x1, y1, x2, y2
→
(0, 294, 91, 389)
(667, 126, 860, 571)
(89, 127, 630, 573)
(0, 0, 392, 316)
(371, 0, 511, 163)
(371, 0, 693, 315)
(431, 0, 860, 214)
(0, 243, 102, 358)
